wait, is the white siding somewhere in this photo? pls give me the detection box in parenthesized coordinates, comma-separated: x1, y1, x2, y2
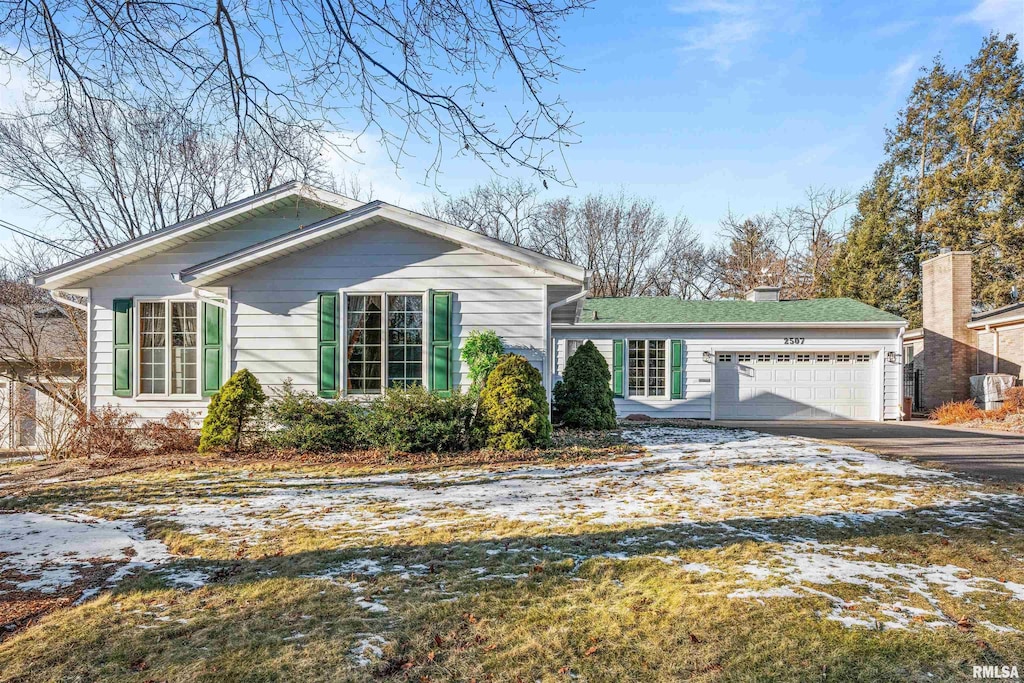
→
(224, 221, 562, 398)
(81, 204, 339, 421)
(554, 326, 903, 421)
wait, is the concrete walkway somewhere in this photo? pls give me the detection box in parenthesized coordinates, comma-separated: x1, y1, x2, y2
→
(710, 419, 1024, 483)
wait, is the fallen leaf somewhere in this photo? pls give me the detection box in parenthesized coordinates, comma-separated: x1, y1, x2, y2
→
(585, 646, 598, 656)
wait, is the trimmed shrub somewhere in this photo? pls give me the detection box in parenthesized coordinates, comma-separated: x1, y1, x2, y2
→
(358, 384, 478, 453)
(931, 400, 984, 425)
(199, 369, 267, 453)
(477, 353, 551, 450)
(552, 341, 617, 429)
(265, 381, 362, 452)
(462, 330, 505, 391)
(142, 410, 200, 454)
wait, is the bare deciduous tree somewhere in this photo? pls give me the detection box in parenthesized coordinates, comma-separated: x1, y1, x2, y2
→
(777, 186, 852, 298)
(0, 0, 589, 182)
(0, 101, 330, 251)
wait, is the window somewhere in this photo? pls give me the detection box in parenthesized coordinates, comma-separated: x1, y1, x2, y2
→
(737, 353, 752, 363)
(347, 294, 425, 394)
(138, 301, 197, 396)
(903, 346, 915, 364)
(717, 353, 733, 362)
(565, 339, 583, 359)
(796, 353, 811, 363)
(776, 353, 791, 363)
(855, 353, 872, 363)
(387, 295, 424, 389)
(836, 353, 852, 363)
(815, 353, 832, 363)
(628, 340, 666, 397)
(756, 353, 772, 363)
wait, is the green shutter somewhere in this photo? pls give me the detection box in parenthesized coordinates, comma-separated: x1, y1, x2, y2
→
(112, 298, 133, 397)
(612, 339, 625, 398)
(317, 292, 339, 398)
(201, 302, 225, 397)
(670, 340, 684, 400)
(429, 291, 455, 396)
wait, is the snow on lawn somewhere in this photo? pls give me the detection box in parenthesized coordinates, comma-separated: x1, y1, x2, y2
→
(76, 427, 999, 543)
(3, 426, 1023, 635)
(0, 512, 169, 595)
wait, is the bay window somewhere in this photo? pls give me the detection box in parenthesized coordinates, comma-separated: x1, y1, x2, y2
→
(346, 293, 424, 394)
(628, 340, 666, 397)
(138, 301, 198, 396)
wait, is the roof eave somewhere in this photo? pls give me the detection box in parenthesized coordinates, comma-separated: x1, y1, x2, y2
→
(557, 321, 909, 329)
(30, 182, 360, 290)
(178, 202, 586, 287)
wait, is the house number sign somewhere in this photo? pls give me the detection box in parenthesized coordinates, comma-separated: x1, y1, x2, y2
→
(783, 337, 806, 345)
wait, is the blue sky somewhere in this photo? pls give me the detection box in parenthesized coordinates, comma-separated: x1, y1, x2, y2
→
(1, 0, 1022, 252)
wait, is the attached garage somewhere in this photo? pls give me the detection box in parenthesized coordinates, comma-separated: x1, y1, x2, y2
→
(551, 288, 907, 422)
(713, 351, 876, 420)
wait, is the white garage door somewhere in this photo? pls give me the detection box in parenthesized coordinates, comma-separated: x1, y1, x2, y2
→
(714, 351, 875, 420)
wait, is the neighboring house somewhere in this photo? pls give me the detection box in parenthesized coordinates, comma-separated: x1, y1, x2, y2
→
(907, 250, 1024, 411)
(0, 305, 83, 451)
(31, 182, 907, 424)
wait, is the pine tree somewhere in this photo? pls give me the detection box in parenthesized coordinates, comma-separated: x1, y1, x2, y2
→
(827, 166, 919, 325)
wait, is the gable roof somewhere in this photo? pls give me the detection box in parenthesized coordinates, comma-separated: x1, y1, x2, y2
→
(31, 182, 361, 290)
(175, 201, 587, 287)
(564, 297, 906, 328)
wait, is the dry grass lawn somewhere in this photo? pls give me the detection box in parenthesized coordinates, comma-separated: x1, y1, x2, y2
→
(1, 425, 1022, 682)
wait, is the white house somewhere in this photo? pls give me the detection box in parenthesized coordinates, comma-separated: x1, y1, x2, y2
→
(31, 182, 906, 423)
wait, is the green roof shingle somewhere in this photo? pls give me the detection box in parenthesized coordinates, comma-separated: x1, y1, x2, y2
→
(576, 297, 905, 325)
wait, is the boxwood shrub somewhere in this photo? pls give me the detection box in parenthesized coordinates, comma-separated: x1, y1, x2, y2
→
(476, 353, 551, 450)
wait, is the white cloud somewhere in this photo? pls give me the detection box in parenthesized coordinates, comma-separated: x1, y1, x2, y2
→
(886, 53, 920, 92)
(670, 1, 812, 69)
(960, 0, 1024, 35)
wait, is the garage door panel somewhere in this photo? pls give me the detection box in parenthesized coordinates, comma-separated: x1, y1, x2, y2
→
(715, 352, 875, 421)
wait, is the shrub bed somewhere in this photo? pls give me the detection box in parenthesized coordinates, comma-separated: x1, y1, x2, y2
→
(358, 384, 478, 453)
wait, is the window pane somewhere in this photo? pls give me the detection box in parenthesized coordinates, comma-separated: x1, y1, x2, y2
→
(628, 340, 645, 395)
(648, 341, 666, 397)
(139, 302, 166, 394)
(170, 302, 197, 395)
(386, 295, 424, 388)
(347, 295, 383, 394)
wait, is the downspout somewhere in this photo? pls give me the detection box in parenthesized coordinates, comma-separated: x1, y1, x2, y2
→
(546, 289, 590, 418)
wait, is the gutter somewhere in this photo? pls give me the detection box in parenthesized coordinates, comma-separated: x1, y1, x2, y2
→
(552, 320, 907, 330)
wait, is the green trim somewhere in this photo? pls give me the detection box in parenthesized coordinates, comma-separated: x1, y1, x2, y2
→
(112, 298, 132, 397)
(317, 292, 339, 398)
(429, 291, 454, 396)
(670, 339, 684, 399)
(201, 302, 224, 397)
(579, 297, 905, 324)
(612, 339, 624, 398)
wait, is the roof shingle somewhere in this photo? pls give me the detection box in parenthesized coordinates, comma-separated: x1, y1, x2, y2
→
(575, 297, 906, 325)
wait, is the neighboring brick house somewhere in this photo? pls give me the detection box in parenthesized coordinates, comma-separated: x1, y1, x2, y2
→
(907, 250, 1024, 411)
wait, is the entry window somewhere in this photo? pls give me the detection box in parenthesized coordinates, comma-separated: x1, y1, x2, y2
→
(346, 295, 383, 394)
(776, 353, 791, 363)
(139, 301, 198, 396)
(836, 353, 851, 363)
(386, 295, 423, 389)
(347, 294, 426, 394)
(903, 346, 915, 364)
(717, 353, 733, 362)
(628, 340, 666, 397)
(737, 353, 752, 363)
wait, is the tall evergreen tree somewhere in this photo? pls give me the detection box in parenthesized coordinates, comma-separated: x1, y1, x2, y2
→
(827, 166, 919, 325)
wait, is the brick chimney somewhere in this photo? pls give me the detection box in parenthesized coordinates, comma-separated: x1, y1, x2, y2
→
(921, 250, 976, 408)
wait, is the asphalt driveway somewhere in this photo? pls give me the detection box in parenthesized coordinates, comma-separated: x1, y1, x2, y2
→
(711, 419, 1024, 483)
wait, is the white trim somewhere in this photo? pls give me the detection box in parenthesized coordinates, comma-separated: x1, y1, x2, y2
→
(31, 182, 361, 290)
(625, 338, 669, 399)
(178, 202, 587, 287)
